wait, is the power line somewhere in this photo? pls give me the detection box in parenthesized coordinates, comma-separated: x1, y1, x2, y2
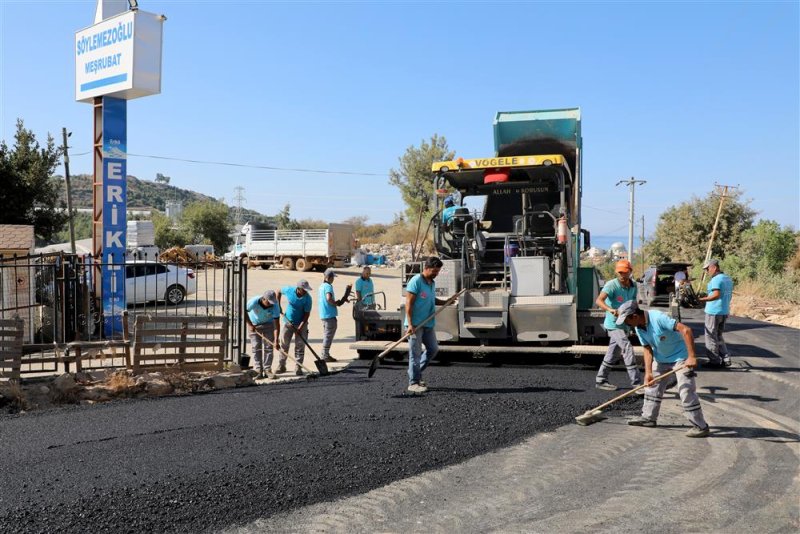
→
(66, 150, 387, 177)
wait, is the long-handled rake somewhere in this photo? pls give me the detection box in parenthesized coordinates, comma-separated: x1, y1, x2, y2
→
(575, 365, 686, 426)
(368, 288, 467, 378)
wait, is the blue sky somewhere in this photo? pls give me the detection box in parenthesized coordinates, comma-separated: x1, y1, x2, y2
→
(1, 0, 798, 244)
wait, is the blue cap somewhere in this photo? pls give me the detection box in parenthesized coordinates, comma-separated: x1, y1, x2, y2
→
(615, 300, 640, 325)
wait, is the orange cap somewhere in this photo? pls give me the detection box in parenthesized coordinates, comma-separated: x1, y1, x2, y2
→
(615, 260, 633, 273)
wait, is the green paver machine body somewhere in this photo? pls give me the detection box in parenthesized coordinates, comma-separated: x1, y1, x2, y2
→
(351, 108, 609, 359)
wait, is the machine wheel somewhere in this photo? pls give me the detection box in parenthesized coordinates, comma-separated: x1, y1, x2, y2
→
(296, 258, 313, 272)
(165, 285, 186, 306)
(259, 263, 270, 270)
(282, 257, 296, 270)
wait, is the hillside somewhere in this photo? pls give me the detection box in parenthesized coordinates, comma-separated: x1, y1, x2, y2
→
(56, 174, 269, 221)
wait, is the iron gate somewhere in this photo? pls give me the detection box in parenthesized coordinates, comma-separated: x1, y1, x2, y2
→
(0, 253, 247, 374)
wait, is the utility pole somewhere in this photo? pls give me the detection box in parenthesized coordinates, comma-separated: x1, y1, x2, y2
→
(700, 182, 739, 283)
(61, 127, 76, 255)
(233, 186, 246, 228)
(640, 215, 646, 272)
(615, 177, 647, 262)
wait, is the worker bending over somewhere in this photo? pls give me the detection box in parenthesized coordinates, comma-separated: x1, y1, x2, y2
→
(618, 300, 710, 438)
(277, 279, 313, 376)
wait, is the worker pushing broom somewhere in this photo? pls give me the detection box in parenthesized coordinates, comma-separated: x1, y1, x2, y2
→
(576, 300, 711, 438)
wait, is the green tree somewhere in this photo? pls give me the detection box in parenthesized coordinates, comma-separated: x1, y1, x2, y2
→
(181, 201, 232, 254)
(152, 211, 188, 249)
(389, 134, 455, 221)
(723, 220, 798, 280)
(644, 190, 756, 264)
(0, 119, 67, 242)
(274, 203, 299, 230)
(53, 212, 93, 244)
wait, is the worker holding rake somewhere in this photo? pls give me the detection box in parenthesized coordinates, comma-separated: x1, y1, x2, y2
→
(617, 300, 710, 438)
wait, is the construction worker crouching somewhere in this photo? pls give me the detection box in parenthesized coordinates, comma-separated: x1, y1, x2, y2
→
(277, 279, 313, 376)
(618, 300, 710, 438)
(594, 259, 642, 392)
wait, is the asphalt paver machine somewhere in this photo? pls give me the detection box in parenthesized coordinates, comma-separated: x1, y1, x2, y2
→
(352, 108, 610, 358)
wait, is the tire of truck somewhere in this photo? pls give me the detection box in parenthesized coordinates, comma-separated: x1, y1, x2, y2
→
(259, 263, 270, 270)
(295, 258, 313, 272)
(282, 257, 296, 270)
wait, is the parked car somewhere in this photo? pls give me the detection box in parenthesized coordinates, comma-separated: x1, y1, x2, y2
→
(125, 262, 197, 305)
(637, 262, 692, 307)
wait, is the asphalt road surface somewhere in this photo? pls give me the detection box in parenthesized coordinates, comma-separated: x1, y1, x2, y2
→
(1, 310, 797, 533)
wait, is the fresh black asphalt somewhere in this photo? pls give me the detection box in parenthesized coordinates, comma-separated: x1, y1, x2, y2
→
(0, 356, 640, 533)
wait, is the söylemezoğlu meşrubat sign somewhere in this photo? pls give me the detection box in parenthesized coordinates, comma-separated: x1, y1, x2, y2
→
(75, 9, 163, 103)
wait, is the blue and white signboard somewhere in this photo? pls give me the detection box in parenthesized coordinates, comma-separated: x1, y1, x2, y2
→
(75, 10, 164, 103)
(101, 97, 127, 335)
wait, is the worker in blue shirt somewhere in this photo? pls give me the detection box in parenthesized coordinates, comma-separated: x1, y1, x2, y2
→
(405, 256, 455, 394)
(441, 196, 458, 225)
(617, 300, 710, 438)
(318, 268, 352, 363)
(698, 259, 734, 368)
(245, 289, 280, 379)
(594, 259, 642, 391)
(277, 279, 313, 376)
(354, 266, 375, 307)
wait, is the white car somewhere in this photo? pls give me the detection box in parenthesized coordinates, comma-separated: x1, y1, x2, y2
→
(125, 262, 197, 305)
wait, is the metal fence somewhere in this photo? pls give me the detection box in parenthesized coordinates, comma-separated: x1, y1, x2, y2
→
(0, 252, 247, 375)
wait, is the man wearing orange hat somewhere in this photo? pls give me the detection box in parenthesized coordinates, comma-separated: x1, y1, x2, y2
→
(594, 259, 642, 391)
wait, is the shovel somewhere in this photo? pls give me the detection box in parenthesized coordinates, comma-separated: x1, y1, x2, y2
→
(575, 365, 686, 426)
(368, 288, 467, 378)
(253, 329, 318, 378)
(280, 314, 330, 376)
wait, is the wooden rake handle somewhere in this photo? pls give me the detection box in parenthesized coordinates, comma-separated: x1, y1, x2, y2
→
(587, 365, 686, 414)
(253, 329, 315, 375)
(376, 287, 467, 361)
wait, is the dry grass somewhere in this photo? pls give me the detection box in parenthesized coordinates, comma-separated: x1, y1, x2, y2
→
(103, 370, 136, 394)
(731, 279, 800, 329)
(0, 380, 28, 411)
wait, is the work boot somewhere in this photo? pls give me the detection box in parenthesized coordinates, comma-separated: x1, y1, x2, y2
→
(722, 356, 732, 368)
(419, 380, 427, 388)
(266, 371, 277, 380)
(595, 381, 618, 391)
(686, 425, 710, 438)
(628, 416, 657, 427)
(257, 370, 265, 379)
(277, 362, 287, 373)
(295, 368, 304, 377)
(406, 383, 427, 394)
(703, 359, 724, 369)
(323, 355, 337, 363)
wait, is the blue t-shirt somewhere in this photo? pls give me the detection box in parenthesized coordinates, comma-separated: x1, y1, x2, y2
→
(705, 273, 733, 316)
(318, 282, 338, 319)
(246, 296, 280, 326)
(635, 310, 688, 363)
(281, 285, 312, 325)
(355, 276, 375, 305)
(601, 278, 637, 331)
(405, 274, 436, 328)
(442, 206, 458, 224)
